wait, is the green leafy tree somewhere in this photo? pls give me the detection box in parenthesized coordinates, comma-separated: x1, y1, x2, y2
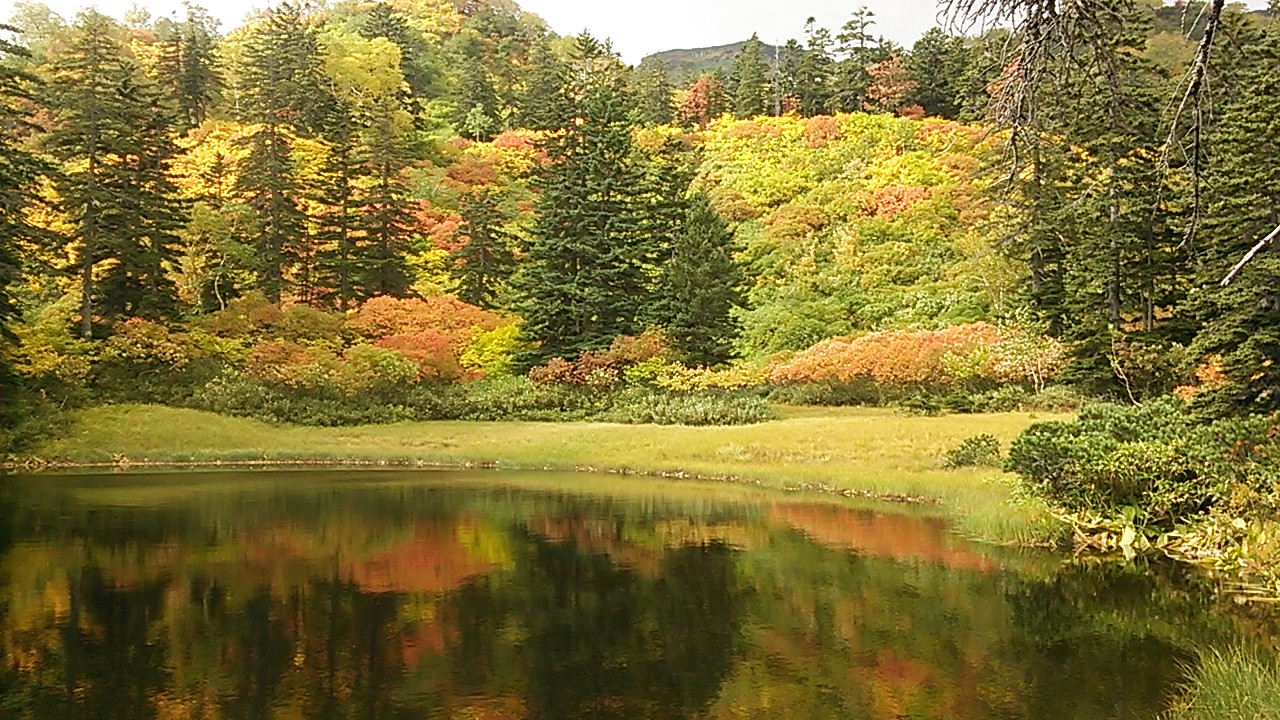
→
(360, 2, 444, 119)
(44, 10, 186, 337)
(656, 192, 743, 366)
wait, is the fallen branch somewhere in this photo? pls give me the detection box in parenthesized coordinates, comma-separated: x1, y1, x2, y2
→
(1221, 223, 1280, 286)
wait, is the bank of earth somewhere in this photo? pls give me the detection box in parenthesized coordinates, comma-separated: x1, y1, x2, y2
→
(17, 403, 1066, 546)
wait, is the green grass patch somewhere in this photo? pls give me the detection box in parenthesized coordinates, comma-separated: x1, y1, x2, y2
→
(1166, 647, 1280, 720)
(19, 403, 1069, 545)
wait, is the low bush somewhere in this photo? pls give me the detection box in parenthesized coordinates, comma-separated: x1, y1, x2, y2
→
(601, 388, 775, 426)
(1006, 397, 1280, 528)
(945, 434, 1002, 468)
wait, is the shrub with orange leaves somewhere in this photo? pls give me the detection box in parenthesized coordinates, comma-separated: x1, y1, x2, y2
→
(771, 323, 1002, 387)
(803, 115, 841, 148)
(375, 331, 467, 381)
(348, 296, 503, 346)
(871, 185, 930, 217)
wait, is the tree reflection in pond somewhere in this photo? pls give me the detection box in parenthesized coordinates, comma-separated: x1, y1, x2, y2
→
(0, 471, 1272, 720)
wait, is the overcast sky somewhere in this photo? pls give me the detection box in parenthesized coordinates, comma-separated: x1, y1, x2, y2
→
(3, 0, 953, 62)
(2, 0, 1270, 63)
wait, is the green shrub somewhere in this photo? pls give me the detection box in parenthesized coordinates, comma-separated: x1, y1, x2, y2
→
(945, 434, 1002, 468)
(1006, 397, 1279, 527)
(601, 389, 775, 426)
(766, 379, 882, 406)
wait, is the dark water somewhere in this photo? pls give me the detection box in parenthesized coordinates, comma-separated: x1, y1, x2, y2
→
(0, 471, 1271, 720)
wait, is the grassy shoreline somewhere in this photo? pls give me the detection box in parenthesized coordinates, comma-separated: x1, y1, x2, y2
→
(7, 403, 1068, 545)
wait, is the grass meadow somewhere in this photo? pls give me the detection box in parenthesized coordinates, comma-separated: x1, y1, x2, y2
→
(17, 403, 1068, 545)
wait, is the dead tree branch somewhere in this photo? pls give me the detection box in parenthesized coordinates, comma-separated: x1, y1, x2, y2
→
(1221, 223, 1280, 286)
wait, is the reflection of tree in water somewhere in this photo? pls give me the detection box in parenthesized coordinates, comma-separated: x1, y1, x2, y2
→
(0, 479, 1276, 720)
(1001, 559, 1253, 720)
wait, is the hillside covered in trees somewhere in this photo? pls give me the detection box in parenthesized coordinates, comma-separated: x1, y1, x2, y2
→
(0, 0, 1277, 437)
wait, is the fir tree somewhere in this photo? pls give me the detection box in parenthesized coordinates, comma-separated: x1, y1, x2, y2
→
(155, 3, 222, 132)
(905, 28, 968, 118)
(656, 192, 742, 366)
(729, 35, 770, 118)
(634, 61, 675, 126)
(0, 24, 43, 413)
(519, 38, 572, 130)
(44, 10, 186, 336)
(452, 188, 516, 309)
(514, 34, 655, 363)
(796, 18, 836, 116)
(1189, 18, 1280, 413)
(354, 95, 418, 298)
(234, 2, 331, 301)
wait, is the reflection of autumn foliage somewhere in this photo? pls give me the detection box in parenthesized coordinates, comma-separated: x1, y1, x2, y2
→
(344, 524, 494, 594)
(767, 503, 997, 572)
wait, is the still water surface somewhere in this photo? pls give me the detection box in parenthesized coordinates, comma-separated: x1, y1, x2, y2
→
(0, 470, 1272, 719)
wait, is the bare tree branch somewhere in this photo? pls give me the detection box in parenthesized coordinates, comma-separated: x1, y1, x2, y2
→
(1221, 223, 1280, 286)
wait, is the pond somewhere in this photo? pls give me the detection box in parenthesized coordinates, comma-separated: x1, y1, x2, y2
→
(0, 470, 1272, 719)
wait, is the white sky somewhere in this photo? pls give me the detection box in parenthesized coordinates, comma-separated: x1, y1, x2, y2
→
(1, 0, 1272, 63)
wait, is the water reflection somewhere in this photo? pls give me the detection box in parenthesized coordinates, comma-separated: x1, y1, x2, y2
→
(0, 471, 1270, 719)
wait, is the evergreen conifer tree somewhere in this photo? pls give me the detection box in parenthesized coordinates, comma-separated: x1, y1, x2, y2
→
(452, 188, 516, 309)
(656, 192, 742, 366)
(44, 10, 185, 336)
(234, 2, 331, 301)
(0, 25, 43, 412)
(635, 61, 675, 126)
(519, 38, 572, 130)
(155, 3, 222, 132)
(730, 35, 770, 118)
(1189, 18, 1280, 412)
(514, 34, 656, 363)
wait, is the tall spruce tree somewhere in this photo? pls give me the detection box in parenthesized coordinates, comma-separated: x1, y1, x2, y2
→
(44, 10, 185, 336)
(0, 24, 43, 414)
(514, 34, 656, 363)
(656, 192, 742, 366)
(796, 18, 836, 116)
(452, 187, 516, 309)
(905, 28, 968, 118)
(155, 3, 222, 132)
(729, 35, 770, 118)
(354, 95, 418, 298)
(519, 37, 572, 130)
(234, 2, 331, 301)
(1189, 17, 1280, 413)
(634, 61, 675, 126)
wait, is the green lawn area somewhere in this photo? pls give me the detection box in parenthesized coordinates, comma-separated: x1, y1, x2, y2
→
(20, 403, 1068, 545)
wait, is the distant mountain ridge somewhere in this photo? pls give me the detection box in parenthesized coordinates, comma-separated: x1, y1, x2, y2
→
(640, 39, 778, 83)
